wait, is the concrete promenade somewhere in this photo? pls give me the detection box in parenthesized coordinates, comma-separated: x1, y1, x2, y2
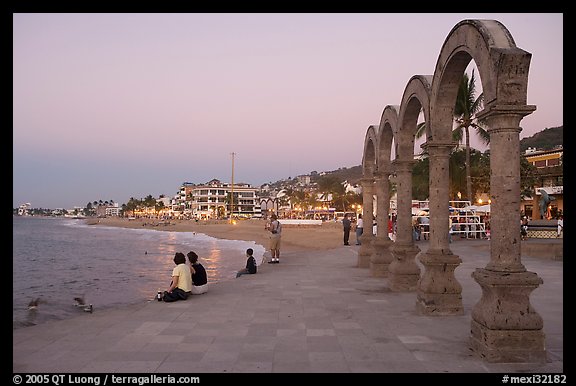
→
(13, 239, 563, 373)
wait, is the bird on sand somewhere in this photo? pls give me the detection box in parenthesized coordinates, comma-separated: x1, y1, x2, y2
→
(27, 297, 42, 310)
(74, 295, 93, 313)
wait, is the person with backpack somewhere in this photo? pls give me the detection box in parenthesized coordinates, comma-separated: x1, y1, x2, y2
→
(267, 214, 282, 263)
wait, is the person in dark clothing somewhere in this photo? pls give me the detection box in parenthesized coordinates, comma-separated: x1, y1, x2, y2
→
(236, 248, 258, 278)
(187, 251, 209, 295)
(342, 214, 352, 245)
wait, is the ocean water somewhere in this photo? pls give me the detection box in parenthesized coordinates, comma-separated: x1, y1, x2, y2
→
(12, 216, 265, 329)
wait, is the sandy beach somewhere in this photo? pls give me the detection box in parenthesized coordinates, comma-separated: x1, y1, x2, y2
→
(89, 217, 346, 252)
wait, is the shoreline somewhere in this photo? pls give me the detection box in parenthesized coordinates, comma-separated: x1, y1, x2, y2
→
(88, 217, 346, 252)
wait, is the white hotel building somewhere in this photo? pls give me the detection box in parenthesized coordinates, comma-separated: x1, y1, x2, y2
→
(176, 179, 261, 219)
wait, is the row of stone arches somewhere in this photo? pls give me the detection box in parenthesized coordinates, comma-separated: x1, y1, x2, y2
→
(358, 19, 544, 363)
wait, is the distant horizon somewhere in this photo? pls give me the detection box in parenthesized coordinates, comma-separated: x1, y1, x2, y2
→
(15, 125, 563, 211)
(13, 14, 563, 209)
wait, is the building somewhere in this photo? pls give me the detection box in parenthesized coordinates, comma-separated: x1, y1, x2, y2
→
(177, 179, 261, 219)
(17, 203, 31, 216)
(522, 146, 563, 219)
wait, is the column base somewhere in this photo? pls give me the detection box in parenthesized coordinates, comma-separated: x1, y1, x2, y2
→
(370, 238, 393, 277)
(470, 320, 547, 363)
(357, 235, 374, 268)
(357, 254, 370, 268)
(416, 249, 463, 315)
(470, 268, 545, 363)
(388, 244, 420, 291)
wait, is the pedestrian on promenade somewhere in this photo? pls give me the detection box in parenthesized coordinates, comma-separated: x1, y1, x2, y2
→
(342, 213, 351, 245)
(520, 217, 529, 240)
(187, 251, 209, 294)
(355, 214, 364, 245)
(266, 214, 282, 263)
(236, 248, 258, 278)
(412, 216, 421, 241)
(557, 215, 563, 237)
(162, 252, 192, 302)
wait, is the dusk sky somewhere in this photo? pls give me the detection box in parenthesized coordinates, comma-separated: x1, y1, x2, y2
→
(13, 13, 563, 209)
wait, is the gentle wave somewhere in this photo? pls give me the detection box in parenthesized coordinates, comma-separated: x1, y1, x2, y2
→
(13, 216, 265, 329)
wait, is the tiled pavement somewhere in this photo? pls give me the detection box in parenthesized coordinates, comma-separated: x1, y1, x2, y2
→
(13, 239, 563, 373)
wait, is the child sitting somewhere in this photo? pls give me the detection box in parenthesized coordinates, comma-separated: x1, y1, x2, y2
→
(236, 248, 257, 278)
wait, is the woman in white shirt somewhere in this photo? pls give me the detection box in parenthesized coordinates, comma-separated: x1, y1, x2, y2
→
(355, 214, 364, 245)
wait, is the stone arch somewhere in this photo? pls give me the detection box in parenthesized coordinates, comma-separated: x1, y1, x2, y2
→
(430, 19, 530, 143)
(362, 125, 378, 177)
(368, 106, 398, 277)
(259, 197, 278, 217)
(358, 19, 543, 362)
(396, 75, 432, 161)
(387, 75, 432, 292)
(357, 125, 379, 267)
(429, 19, 543, 362)
(377, 106, 397, 172)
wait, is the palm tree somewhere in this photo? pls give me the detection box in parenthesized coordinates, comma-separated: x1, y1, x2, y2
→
(415, 69, 489, 203)
(453, 69, 489, 202)
(224, 192, 238, 217)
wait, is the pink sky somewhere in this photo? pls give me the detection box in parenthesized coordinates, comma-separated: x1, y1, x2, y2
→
(13, 13, 563, 209)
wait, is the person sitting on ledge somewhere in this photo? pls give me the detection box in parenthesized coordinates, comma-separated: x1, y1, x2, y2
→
(236, 248, 257, 278)
(187, 251, 209, 295)
(162, 252, 192, 302)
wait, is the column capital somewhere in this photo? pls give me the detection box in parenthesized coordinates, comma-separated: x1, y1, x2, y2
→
(421, 141, 459, 154)
(373, 170, 392, 180)
(391, 159, 414, 173)
(476, 104, 536, 128)
(359, 177, 375, 185)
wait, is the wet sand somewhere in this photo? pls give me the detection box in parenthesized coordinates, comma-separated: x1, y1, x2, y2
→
(89, 217, 346, 252)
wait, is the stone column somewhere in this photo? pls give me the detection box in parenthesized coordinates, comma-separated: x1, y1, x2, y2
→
(531, 193, 540, 220)
(416, 142, 463, 315)
(470, 106, 545, 363)
(388, 159, 420, 291)
(370, 170, 394, 277)
(357, 177, 375, 268)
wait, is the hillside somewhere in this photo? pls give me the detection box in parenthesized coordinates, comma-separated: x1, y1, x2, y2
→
(269, 126, 562, 188)
(520, 126, 563, 152)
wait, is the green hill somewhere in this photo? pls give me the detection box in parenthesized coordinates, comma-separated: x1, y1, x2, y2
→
(520, 126, 563, 152)
(270, 126, 562, 188)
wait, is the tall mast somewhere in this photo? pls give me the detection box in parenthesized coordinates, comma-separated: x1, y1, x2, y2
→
(230, 152, 235, 223)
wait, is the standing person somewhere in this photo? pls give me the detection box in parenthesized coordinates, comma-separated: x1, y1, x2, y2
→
(355, 214, 364, 245)
(162, 252, 192, 302)
(266, 214, 282, 264)
(419, 215, 430, 240)
(520, 217, 529, 240)
(236, 248, 258, 278)
(342, 214, 352, 246)
(557, 215, 563, 238)
(187, 251, 209, 294)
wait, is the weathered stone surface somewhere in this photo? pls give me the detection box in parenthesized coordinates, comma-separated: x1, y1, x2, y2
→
(471, 269, 543, 330)
(470, 320, 546, 363)
(357, 178, 375, 268)
(388, 244, 420, 291)
(359, 19, 545, 362)
(416, 249, 463, 315)
(370, 238, 393, 277)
